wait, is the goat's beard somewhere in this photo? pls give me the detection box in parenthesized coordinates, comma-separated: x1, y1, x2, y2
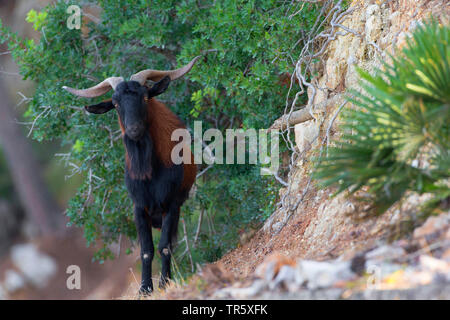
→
(123, 131, 153, 180)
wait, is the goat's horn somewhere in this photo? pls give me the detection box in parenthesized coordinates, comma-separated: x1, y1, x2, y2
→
(62, 76, 124, 98)
(130, 56, 202, 85)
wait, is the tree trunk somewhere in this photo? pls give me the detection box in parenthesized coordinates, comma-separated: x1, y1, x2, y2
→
(0, 77, 62, 233)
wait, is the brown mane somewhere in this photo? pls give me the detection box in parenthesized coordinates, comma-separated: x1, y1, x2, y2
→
(146, 98, 184, 167)
(147, 99, 197, 191)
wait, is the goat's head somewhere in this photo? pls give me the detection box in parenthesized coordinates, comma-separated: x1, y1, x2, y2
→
(63, 56, 200, 141)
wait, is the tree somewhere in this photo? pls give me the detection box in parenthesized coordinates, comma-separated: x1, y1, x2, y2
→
(0, 77, 62, 233)
(0, 0, 322, 271)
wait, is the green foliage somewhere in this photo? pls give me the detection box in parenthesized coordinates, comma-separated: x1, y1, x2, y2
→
(25, 9, 48, 31)
(178, 0, 320, 128)
(315, 20, 449, 218)
(0, 0, 322, 274)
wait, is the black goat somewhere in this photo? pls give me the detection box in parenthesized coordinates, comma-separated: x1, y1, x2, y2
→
(63, 57, 199, 294)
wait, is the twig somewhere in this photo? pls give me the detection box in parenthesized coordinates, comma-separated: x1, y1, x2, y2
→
(193, 208, 204, 247)
(196, 164, 213, 179)
(181, 218, 195, 273)
(25, 105, 51, 137)
(273, 171, 289, 187)
(16, 92, 32, 106)
(205, 207, 217, 235)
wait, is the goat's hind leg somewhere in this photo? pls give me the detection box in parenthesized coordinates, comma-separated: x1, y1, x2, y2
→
(158, 203, 180, 289)
(135, 205, 154, 295)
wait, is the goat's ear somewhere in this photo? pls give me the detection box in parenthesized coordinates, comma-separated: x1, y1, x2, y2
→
(85, 99, 115, 114)
(147, 76, 171, 98)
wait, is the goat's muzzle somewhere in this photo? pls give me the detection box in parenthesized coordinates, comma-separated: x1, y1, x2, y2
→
(126, 122, 145, 141)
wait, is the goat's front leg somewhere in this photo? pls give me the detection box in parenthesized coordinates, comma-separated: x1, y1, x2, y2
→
(135, 205, 154, 295)
(158, 204, 180, 289)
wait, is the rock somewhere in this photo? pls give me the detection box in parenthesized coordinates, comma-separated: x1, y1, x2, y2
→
(257, 287, 344, 300)
(325, 59, 346, 90)
(408, 20, 420, 32)
(365, 5, 382, 43)
(10, 243, 57, 289)
(365, 244, 406, 263)
(412, 212, 449, 255)
(3, 269, 25, 293)
(294, 120, 320, 154)
(389, 11, 401, 28)
(255, 252, 296, 281)
(343, 201, 356, 215)
(365, 4, 379, 18)
(347, 54, 358, 66)
(223, 257, 356, 298)
(214, 279, 266, 299)
(413, 213, 449, 242)
(352, 282, 450, 300)
(296, 260, 355, 290)
(271, 221, 283, 234)
(442, 248, 450, 262)
(419, 255, 450, 274)
(270, 265, 297, 291)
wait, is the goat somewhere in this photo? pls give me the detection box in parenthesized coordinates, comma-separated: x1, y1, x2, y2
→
(63, 57, 200, 294)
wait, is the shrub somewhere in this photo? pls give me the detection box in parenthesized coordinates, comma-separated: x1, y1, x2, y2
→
(0, 0, 322, 273)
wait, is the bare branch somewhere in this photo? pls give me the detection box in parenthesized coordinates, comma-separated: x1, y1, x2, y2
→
(193, 208, 204, 248)
(181, 218, 195, 273)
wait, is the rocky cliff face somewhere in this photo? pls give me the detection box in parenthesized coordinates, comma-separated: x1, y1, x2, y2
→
(209, 0, 449, 285)
(263, 0, 449, 258)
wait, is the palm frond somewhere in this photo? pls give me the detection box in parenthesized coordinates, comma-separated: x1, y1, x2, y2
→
(314, 19, 450, 218)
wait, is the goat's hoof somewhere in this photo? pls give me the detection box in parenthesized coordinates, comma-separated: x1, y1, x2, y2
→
(138, 285, 153, 297)
(159, 278, 169, 290)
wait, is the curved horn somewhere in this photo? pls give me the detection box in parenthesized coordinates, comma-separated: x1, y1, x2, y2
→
(62, 76, 124, 98)
(130, 56, 202, 85)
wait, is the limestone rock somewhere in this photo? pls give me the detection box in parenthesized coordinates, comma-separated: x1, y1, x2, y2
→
(294, 120, 320, 154)
(10, 243, 57, 289)
(296, 259, 355, 290)
(365, 245, 406, 263)
(3, 269, 25, 293)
